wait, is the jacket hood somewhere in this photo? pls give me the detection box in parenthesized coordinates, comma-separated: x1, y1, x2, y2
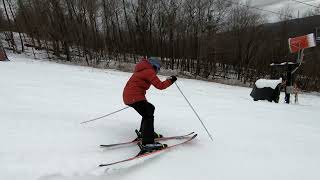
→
(134, 59, 153, 72)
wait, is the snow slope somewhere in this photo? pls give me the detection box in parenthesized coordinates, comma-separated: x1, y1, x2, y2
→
(1, 54, 320, 180)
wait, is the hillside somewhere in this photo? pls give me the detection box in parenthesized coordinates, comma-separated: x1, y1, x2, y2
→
(1, 53, 320, 180)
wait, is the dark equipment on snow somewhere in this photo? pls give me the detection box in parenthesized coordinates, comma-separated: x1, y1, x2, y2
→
(250, 83, 281, 103)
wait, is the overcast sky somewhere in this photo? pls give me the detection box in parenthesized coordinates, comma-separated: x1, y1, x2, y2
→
(245, 0, 320, 21)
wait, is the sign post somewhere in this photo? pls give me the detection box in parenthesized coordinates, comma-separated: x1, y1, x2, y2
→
(271, 33, 316, 104)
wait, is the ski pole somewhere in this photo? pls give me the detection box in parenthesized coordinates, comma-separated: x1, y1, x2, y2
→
(175, 82, 214, 141)
(80, 106, 129, 124)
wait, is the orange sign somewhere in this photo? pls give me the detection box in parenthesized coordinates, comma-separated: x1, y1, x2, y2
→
(288, 33, 316, 53)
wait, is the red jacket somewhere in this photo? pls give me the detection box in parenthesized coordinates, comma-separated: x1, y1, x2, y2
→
(123, 59, 172, 105)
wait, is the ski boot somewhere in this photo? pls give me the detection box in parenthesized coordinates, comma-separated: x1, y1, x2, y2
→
(133, 129, 163, 141)
(137, 142, 168, 155)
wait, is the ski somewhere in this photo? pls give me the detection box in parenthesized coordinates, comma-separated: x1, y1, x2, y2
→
(100, 132, 195, 148)
(99, 134, 197, 167)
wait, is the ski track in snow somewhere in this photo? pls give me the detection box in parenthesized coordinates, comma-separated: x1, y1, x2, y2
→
(1, 53, 320, 180)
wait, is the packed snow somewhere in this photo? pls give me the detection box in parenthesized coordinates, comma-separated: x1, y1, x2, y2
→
(1, 53, 320, 180)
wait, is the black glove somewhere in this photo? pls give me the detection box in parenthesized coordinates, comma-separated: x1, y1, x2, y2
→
(169, 76, 177, 83)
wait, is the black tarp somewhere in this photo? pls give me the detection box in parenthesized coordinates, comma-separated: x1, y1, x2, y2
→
(250, 84, 281, 103)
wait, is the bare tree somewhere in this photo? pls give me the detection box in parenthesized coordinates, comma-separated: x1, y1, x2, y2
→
(222, 2, 265, 82)
(2, 0, 16, 51)
(1, 0, 319, 90)
(0, 8, 4, 29)
(303, 4, 320, 17)
(6, 0, 24, 52)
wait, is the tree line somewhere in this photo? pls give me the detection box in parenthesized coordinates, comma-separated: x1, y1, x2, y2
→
(1, 0, 320, 91)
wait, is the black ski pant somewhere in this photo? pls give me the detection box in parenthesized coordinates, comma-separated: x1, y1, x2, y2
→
(129, 100, 155, 144)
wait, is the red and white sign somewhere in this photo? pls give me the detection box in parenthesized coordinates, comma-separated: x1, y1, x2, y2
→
(288, 33, 316, 53)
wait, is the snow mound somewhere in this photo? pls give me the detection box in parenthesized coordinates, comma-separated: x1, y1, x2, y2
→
(255, 78, 282, 89)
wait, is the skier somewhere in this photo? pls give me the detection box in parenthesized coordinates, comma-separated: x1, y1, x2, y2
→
(123, 57, 177, 154)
